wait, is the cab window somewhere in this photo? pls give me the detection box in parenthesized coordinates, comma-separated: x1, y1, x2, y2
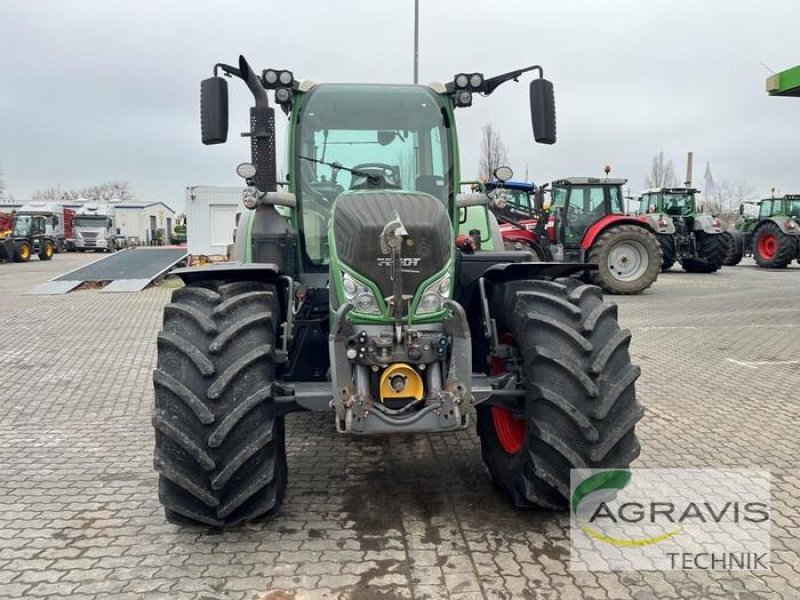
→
(609, 186, 624, 214)
(759, 201, 772, 218)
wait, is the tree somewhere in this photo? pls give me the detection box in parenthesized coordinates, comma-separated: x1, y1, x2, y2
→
(704, 180, 757, 225)
(644, 151, 678, 188)
(479, 124, 509, 180)
(31, 181, 135, 203)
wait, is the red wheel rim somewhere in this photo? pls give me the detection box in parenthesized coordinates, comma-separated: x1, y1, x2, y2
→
(490, 333, 526, 455)
(758, 233, 777, 259)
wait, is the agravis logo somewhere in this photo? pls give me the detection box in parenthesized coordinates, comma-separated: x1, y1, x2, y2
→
(571, 470, 682, 547)
(570, 469, 771, 571)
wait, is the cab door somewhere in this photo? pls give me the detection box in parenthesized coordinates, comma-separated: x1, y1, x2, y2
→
(561, 185, 606, 248)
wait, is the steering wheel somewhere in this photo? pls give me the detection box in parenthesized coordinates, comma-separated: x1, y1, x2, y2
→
(350, 162, 402, 190)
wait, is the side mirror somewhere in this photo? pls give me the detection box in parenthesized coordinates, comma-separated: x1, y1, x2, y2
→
(201, 76, 229, 145)
(738, 203, 744, 216)
(530, 78, 556, 145)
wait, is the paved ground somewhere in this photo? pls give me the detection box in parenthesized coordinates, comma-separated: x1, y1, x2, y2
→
(0, 253, 799, 600)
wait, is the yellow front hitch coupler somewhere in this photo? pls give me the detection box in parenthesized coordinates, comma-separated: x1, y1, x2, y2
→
(379, 363, 424, 402)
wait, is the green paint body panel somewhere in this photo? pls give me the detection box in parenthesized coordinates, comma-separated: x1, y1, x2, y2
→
(766, 65, 800, 97)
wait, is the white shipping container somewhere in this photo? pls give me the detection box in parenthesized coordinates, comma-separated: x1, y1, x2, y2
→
(185, 186, 245, 256)
(113, 202, 176, 245)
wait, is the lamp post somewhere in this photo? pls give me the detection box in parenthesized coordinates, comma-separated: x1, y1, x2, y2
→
(413, 0, 419, 84)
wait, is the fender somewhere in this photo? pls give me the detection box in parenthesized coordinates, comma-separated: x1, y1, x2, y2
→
(765, 216, 800, 236)
(172, 262, 281, 285)
(693, 214, 723, 234)
(581, 215, 656, 250)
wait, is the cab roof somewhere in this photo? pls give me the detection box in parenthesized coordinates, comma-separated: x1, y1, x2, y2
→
(641, 187, 699, 195)
(552, 177, 627, 186)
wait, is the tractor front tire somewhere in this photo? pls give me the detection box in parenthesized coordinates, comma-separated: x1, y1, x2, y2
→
(586, 225, 661, 294)
(14, 241, 32, 263)
(681, 232, 725, 273)
(152, 280, 287, 527)
(753, 223, 796, 268)
(658, 234, 675, 271)
(477, 279, 643, 509)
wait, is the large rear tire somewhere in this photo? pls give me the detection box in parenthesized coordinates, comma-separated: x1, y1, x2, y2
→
(753, 222, 796, 268)
(681, 232, 725, 273)
(13, 241, 32, 263)
(586, 224, 661, 295)
(477, 279, 643, 509)
(722, 231, 744, 266)
(39, 240, 55, 261)
(658, 234, 675, 271)
(152, 280, 287, 527)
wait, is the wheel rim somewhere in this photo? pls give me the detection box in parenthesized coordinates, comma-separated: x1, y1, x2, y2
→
(607, 240, 649, 282)
(758, 233, 778, 259)
(45, 243, 53, 257)
(21, 246, 29, 259)
(490, 333, 526, 455)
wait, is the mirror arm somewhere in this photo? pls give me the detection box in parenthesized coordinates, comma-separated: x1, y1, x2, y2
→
(483, 65, 544, 96)
(214, 63, 242, 79)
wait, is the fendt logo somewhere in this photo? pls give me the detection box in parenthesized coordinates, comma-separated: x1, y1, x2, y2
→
(377, 257, 421, 268)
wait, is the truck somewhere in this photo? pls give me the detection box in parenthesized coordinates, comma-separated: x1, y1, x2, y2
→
(150, 55, 644, 527)
(70, 203, 123, 252)
(16, 203, 74, 253)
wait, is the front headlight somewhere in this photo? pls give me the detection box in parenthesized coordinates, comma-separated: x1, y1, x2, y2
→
(417, 272, 452, 315)
(341, 272, 381, 315)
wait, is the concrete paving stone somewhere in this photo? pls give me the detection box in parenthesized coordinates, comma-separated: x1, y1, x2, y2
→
(1, 254, 799, 599)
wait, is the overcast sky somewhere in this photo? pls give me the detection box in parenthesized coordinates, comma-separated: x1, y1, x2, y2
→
(1, 0, 798, 209)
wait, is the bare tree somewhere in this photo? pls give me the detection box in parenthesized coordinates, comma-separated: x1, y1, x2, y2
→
(31, 181, 136, 203)
(644, 151, 677, 188)
(479, 124, 509, 180)
(704, 180, 757, 225)
(31, 186, 66, 202)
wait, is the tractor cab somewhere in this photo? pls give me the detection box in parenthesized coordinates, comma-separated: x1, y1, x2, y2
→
(759, 195, 800, 220)
(0, 214, 56, 262)
(12, 215, 46, 238)
(549, 177, 627, 257)
(643, 187, 699, 218)
(485, 180, 539, 222)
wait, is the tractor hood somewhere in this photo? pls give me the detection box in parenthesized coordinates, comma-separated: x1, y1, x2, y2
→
(331, 191, 452, 319)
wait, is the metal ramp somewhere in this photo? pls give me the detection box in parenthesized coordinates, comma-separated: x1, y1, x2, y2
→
(28, 247, 188, 295)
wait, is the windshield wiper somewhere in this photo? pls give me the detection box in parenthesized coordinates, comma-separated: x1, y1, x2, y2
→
(299, 155, 380, 185)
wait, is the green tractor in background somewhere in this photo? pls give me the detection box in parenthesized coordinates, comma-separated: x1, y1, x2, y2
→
(151, 56, 643, 527)
(725, 196, 800, 268)
(641, 187, 725, 273)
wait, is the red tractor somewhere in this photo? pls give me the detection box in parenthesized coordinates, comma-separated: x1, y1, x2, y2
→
(494, 174, 662, 294)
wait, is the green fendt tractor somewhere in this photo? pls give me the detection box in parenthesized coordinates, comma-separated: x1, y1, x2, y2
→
(151, 56, 644, 527)
(641, 187, 725, 273)
(726, 196, 800, 268)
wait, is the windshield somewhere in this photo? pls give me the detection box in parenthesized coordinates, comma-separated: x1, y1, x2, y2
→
(662, 193, 695, 215)
(297, 84, 453, 266)
(74, 216, 108, 228)
(784, 199, 800, 218)
(12, 215, 31, 236)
